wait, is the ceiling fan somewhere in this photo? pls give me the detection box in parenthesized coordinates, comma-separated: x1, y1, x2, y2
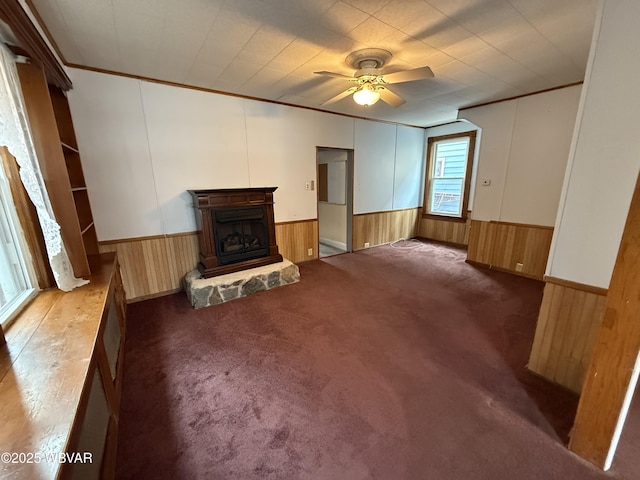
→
(314, 48, 434, 107)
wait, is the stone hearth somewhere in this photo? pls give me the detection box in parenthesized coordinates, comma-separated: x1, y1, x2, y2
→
(183, 259, 300, 309)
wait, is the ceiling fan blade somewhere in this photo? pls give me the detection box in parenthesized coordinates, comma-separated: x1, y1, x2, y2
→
(314, 71, 355, 80)
(382, 66, 434, 84)
(379, 87, 406, 107)
(321, 87, 357, 106)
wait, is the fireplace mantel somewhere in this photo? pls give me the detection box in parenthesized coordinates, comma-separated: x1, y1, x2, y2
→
(189, 188, 283, 278)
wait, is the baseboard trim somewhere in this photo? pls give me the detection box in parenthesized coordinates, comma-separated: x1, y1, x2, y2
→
(319, 237, 347, 251)
(543, 275, 608, 296)
(126, 288, 182, 304)
(465, 259, 543, 281)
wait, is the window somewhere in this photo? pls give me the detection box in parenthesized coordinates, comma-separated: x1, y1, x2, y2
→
(0, 153, 36, 326)
(423, 131, 476, 219)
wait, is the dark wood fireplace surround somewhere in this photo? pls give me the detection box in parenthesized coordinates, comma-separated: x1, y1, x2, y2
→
(189, 188, 283, 278)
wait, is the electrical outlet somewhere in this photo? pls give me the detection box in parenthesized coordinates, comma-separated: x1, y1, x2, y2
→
(364, 242, 370, 248)
(308, 248, 313, 256)
(515, 262, 523, 272)
(305, 182, 310, 190)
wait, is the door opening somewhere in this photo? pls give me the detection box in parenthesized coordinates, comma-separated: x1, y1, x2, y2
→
(316, 147, 353, 258)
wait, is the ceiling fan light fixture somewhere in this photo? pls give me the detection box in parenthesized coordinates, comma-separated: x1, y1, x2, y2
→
(317, 48, 431, 108)
(353, 84, 380, 106)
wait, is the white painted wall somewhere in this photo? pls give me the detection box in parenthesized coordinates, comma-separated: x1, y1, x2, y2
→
(550, 2, 640, 468)
(243, 100, 319, 223)
(353, 121, 426, 214)
(424, 120, 479, 138)
(393, 125, 426, 210)
(501, 89, 582, 225)
(353, 120, 397, 214)
(67, 68, 426, 241)
(140, 81, 250, 234)
(318, 203, 347, 246)
(67, 72, 163, 240)
(463, 103, 515, 221)
(547, 0, 640, 289)
(318, 150, 348, 162)
(313, 112, 355, 150)
(322, 161, 347, 205)
(461, 85, 581, 226)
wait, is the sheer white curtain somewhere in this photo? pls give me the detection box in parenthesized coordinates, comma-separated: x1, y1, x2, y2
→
(0, 44, 87, 291)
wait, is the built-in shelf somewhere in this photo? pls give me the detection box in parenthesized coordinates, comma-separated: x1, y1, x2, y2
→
(63, 149, 86, 190)
(80, 221, 95, 236)
(50, 84, 98, 275)
(82, 223, 99, 256)
(60, 141, 79, 153)
(17, 63, 95, 277)
(74, 190, 93, 233)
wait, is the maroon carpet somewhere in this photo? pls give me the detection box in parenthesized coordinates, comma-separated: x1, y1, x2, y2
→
(116, 240, 639, 479)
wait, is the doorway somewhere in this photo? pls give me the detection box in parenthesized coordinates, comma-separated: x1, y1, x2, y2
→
(316, 147, 353, 258)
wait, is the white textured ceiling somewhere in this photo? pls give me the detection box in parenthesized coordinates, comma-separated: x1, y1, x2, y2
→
(29, 0, 599, 126)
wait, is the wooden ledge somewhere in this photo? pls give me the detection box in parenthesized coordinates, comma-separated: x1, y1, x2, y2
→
(0, 254, 118, 479)
(544, 275, 608, 296)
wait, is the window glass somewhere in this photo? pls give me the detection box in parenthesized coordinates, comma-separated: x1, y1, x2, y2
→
(0, 156, 35, 325)
(424, 132, 475, 219)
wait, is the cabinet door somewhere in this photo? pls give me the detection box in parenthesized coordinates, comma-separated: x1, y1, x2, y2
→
(102, 297, 122, 382)
(67, 366, 110, 480)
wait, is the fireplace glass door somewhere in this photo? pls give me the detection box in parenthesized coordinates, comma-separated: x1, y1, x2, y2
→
(212, 206, 270, 265)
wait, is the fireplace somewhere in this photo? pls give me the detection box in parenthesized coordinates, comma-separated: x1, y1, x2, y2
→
(189, 188, 283, 278)
(214, 206, 269, 265)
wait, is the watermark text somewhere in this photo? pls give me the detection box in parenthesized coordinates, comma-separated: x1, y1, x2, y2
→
(1, 451, 93, 464)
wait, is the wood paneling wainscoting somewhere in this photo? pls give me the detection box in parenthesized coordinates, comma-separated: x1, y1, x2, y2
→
(569, 173, 640, 468)
(98, 219, 318, 302)
(352, 208, 420, 250)
(466, 220, 494, 265)
(466, 220, 554, 279)
(417, 216, 471, 246)
(528, 277, 607, 393)
(275, 219, 318, 263)
(99, 233, 200, 302)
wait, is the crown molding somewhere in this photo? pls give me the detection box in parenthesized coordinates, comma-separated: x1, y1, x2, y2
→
(0, 0, 71, 90)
